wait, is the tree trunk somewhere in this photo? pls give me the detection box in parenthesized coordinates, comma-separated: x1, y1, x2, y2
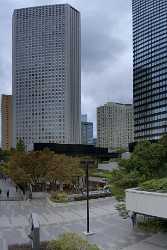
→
(60, 181, 63, 191)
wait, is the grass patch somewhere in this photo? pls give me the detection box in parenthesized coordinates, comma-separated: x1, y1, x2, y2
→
(90, 168, 113, 179)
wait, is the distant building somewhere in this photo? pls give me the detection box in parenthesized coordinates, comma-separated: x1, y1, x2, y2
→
(97, 102, 134, 149)
(92, 138, 97, 147)
(1, 95, 12, 150)
(81, 114, 88, 122)
(12, 4, 81, 149)
(81, 121, 93, 145)
(133, 0, 167, 141)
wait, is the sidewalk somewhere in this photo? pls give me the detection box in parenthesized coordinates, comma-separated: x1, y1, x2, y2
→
(123, 233, 167, 250)
(0, 178, 24, 200)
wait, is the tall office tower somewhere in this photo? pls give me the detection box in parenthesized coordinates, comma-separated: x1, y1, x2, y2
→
(81, 121, 93, 145)
(133, 0, 167, 141)
(97, 102, 134, 149)
(81, 114, 87, 123)
(1, 95, 13, 150)
(12, 4, 81, 149)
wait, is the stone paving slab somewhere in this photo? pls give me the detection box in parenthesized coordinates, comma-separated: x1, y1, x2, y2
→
(0, 197, 167, 250)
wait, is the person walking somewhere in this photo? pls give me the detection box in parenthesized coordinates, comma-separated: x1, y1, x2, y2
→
(131, 212, 137, 228)
(7, 190, 9, 199)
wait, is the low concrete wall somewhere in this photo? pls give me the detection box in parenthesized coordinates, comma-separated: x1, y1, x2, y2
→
(9, 242, 47, 250)
(32, 192, 47, 199)
(126, 188, 167, 219)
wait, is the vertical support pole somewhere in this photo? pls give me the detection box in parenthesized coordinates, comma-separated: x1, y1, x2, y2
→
(86, 161, 89, 233)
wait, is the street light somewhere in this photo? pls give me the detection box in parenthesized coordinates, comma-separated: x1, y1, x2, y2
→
(80, 159, 94, 235)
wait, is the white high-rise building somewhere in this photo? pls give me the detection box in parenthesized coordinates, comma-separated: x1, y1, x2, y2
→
(97, 102, 134, 149)
(12, 4, 81, 149)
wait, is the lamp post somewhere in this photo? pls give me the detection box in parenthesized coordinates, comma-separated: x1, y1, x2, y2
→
(81, 159, 94, 235)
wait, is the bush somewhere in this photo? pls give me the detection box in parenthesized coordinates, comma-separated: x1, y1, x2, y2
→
(138, 218, 167, 233)
(139, 178, 167, 192)
(47, 233, 100, 250)
(50, 192, 68, 203)
(115, 202, 128, 219)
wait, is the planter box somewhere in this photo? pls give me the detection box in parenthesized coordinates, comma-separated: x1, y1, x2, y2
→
(126, 188, 167, 219)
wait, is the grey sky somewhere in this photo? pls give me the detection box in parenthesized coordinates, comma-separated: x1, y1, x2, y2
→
(0, 0, 133, 136)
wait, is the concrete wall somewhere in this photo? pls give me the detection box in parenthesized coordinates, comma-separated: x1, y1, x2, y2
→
(126, 188, 167, 219)
(32, 192, 47, 199)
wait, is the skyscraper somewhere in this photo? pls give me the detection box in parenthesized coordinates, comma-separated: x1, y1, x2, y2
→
(1, 95, 13, 150)
(97, 102, 134, 149)
(81, 121, 93, 145)
(12, 4, 81, 149)
(81, 114, 88, 123)
(133, 0, 167, 141)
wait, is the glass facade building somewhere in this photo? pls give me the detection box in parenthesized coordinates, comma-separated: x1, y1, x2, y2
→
(133, 0, 167, 141)
(81, 121, 93, 145)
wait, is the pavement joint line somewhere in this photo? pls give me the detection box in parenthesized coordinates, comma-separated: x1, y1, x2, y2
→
(143, 239, 167, 249)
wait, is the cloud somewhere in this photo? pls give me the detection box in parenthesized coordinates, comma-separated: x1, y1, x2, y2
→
(0, 0, 132, 137)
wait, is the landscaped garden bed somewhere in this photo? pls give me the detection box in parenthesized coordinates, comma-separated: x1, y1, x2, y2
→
(139, 178, 167, 193)
(8, 233, 100, 250)
(49, 190, 112, 203)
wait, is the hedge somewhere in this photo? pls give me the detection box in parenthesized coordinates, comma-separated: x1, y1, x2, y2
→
(139, 178, 167, 193)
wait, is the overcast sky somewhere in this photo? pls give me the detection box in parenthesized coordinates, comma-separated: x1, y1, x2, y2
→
(0, 0, 133, 136)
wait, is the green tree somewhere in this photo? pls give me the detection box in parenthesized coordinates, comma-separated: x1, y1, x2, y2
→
(6, 149, 54, 187)
(16, 138, 25, 152)
(110, 140, 167, 199)
(7, 152, 30, 186)
(47, 154, 84, 191)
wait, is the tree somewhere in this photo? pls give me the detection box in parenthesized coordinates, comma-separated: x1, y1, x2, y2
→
(25, 149, 54, 185)
(47, 154, 84, 191)
(7, 149, 84, 192)
(7, 152, 30, 186)
(7, 149, 54, 187)
(110, 140, 167, 199)
(16, 138, 25, 152)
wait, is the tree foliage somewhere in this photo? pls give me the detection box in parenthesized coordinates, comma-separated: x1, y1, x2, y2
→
(110, 135, 167, 199)
(139, 178, 167, 192)
(16, 138, 25, 152)
(6, 149, 84, 190)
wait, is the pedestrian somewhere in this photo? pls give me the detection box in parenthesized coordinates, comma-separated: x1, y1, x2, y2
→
(131, 212, 137, 228)
(16, 186, 18, 192)
(0, 189, 1, 195)
(7, 190, 9, 199)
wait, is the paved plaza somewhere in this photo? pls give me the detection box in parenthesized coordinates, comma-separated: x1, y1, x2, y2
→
(0, 196, 167, 250)
(0, 178, 23, 200)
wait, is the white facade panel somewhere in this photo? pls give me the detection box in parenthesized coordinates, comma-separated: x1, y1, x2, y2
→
(126, 188, 167, 219)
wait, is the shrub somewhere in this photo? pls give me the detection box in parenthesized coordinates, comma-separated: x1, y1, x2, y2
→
(138, 218, 167, 233)
(139, 178, 167, 192)
(50, 192, 68, 203)
(47, 233, 100, 250)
